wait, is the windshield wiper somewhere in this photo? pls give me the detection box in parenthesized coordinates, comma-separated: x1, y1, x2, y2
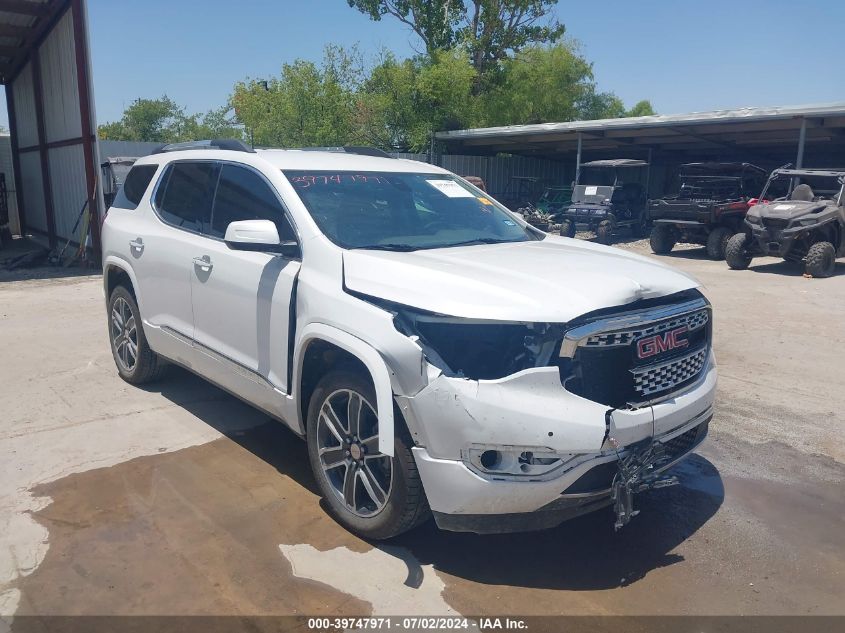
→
(443, 237, 516, 248)
(352, 243, 421, 252)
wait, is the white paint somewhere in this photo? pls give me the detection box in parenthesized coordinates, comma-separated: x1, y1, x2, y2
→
(279, 543, 467, 618)
(0, 589, 19, 633)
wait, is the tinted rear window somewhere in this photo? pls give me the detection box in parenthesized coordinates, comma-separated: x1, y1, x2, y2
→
(111, 164, 158, 210)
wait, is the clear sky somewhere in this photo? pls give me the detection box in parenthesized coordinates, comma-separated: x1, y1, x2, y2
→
(2, 0, 844, 129)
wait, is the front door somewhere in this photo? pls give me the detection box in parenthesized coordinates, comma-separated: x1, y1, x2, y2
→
(189, 163, 301, 412)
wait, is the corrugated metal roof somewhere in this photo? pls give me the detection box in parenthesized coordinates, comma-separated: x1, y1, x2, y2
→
(436, 102, 845, 141)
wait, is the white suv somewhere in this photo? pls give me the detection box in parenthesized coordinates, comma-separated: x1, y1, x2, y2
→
(102, 140, 716, 539)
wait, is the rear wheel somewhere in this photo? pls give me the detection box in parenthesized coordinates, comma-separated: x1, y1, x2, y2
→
(559, 219, 576, 238)
(649, 224, 676, 255)
(596, 220, 613, 245)
(108, 285, 168, 384)
(706, 226, 733, 260)
(306, 369, 430, 539)
(725, 233, 752, 270)
(805, 241, 836, 278)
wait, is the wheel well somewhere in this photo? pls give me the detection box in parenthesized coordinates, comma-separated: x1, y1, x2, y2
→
(299, 339, 370, 428)
(105, 265, 135, 300)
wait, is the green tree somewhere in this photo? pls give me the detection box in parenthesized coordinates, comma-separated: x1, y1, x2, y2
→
(232, 46, 361, 147)
(347, 0, 563, 76)
(97, 96, 241, 143)
(625, 100, 655, 118)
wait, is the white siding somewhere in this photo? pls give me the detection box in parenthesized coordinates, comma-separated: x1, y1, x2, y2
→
(11, 62, 38, 149)
(0, 135, 20, 234)
(18, 151, 46, 234)
(47, 144, 88, 241)
(39, 11, 82, 143)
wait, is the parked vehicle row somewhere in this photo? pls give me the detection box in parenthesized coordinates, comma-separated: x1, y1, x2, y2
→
(530, 160, 842, 278)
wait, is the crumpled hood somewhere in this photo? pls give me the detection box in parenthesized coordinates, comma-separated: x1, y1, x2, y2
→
(343, 236, 700, 322)
(752, 200, 828, 220)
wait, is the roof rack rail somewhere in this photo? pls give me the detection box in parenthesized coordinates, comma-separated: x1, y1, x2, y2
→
(152, 139, 255, 154)
(297, 146, 393, 159)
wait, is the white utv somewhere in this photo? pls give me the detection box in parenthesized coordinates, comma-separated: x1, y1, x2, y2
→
(101, 140, 716, 539)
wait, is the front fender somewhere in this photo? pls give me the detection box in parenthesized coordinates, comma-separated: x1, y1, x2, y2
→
(294, 323, 395, 456)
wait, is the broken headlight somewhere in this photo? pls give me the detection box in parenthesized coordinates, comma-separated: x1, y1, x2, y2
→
(391, 305, 565, 380)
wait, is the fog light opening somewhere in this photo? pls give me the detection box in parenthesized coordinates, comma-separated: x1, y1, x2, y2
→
(480, 450, 500, 470)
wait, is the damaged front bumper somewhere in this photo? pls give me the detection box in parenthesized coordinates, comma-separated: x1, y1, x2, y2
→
(399, 352, 716, 534)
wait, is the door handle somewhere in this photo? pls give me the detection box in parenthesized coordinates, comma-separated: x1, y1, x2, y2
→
(129, 238, 144, 253)
(193, 256, 213, 272)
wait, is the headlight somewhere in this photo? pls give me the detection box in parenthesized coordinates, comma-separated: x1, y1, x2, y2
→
(798, 218, 818, 226)
(746, 214, 761, 224)
(390, 306, 565, 380)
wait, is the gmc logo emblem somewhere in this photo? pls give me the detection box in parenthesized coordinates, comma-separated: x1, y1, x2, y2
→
(637, 326, 688, 359)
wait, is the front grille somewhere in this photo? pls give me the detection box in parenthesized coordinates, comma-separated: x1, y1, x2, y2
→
(584, 309, 708, 348)
(763, 218, 789, 231)
(632, 348, 708, 398)
(561, 301, 711, 408)
(661, 419, 709, 460)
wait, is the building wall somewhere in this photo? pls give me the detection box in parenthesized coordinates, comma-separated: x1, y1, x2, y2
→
(0, 135, 20, 234)
(8, 3, 98, 248)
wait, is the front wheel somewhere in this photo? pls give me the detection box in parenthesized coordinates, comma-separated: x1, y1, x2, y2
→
(306, 370, 430, 539)
(706, 226, 733, 260)
(805, 241, 836, 278)
(596, 220, 613, 245)
(559, 219, 576, 238)
(725, 233, 752, 270)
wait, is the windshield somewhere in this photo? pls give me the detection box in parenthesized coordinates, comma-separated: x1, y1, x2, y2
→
(284, 170, 538, 250)
(761, 173, 844, 203)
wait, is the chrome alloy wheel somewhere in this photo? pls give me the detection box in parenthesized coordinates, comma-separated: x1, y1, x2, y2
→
(316, 389, 393, 517)
(111, 296, 138, 372)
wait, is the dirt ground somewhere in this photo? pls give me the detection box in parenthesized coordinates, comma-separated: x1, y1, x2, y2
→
(0, 240, 843, 621)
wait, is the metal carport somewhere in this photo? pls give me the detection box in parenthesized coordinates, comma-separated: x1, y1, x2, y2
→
(436, 103, 845, 195)
(1, 0, 101, 258)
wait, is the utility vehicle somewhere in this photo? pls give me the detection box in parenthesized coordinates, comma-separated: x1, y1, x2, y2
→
(726, 167, 845, 278)
(649, 162, 767, 259)
(559, 159, 649, 244)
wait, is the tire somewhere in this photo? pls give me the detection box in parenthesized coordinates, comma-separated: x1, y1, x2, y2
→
(634, 214, 650, 238)
(706, 226, 733, 260)
(725, 233, 752, 270)
(560, 219, 576, 238)
(805, 241, 836, 278)
(596, 220, 613, 245)
(108, 285, 169, 384)
(649, 224, 676, 255)
(306, 369, 430, 539)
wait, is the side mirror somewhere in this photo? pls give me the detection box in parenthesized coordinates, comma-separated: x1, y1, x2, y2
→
(224, 219, 300, 258)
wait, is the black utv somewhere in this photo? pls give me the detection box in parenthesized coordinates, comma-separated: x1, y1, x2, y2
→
(726, 168, 845, 278)
(648, 162, 768, 259)
(559, 159, 649, 244)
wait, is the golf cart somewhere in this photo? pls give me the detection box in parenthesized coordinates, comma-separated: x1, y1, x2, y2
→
(648, 162, 768, 259)
(725, 167, 845, 278)
(559, 159, 649, 244)
(101, 157, 138, 208)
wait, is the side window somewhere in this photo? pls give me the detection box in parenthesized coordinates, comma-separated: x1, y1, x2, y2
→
(111, 164, 158, 210)
(154, 161, 220, 233)
(209, 164, 296, 241)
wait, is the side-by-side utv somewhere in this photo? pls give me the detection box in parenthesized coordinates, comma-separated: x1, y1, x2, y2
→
(648, 162, 768, 259)
(559, 159, 649, 244)
(726, 168, 845, 278)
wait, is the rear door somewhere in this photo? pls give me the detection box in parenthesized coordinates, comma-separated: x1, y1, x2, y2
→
(189, 163, 301, 409)
(140, 160, 220, 358)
